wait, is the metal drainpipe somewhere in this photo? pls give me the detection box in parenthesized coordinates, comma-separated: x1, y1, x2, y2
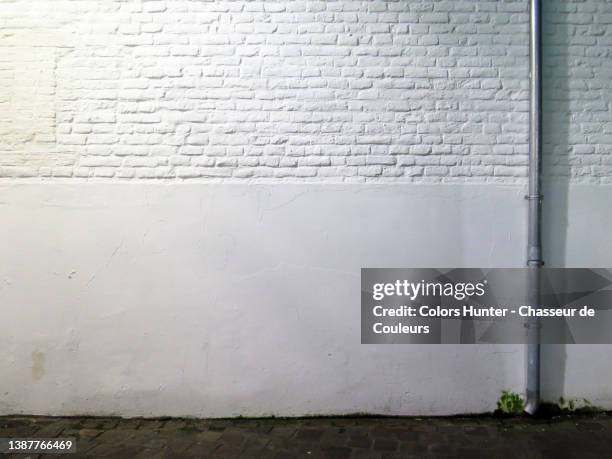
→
(525, 0, 543, 416)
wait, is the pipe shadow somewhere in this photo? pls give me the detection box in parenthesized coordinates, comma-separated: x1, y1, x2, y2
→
(540, 0, 571, 405)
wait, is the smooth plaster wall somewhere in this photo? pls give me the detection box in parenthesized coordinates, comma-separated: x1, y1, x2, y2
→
(1, 182, 611, 417)
(0, 183, 528, 417)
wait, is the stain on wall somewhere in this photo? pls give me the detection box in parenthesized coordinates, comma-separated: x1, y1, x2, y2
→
(31, 350, 45, 381)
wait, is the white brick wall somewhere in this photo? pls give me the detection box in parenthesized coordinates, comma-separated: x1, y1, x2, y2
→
(0, 0, 610, 182)
(543, 0, 612, 184)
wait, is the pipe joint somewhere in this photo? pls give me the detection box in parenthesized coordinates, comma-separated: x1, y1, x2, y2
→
(527, 260, 545, 267)
(527, 247, 543, 264)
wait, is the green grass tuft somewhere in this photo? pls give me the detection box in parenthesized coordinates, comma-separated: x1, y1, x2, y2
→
(497, 391, 525, 415)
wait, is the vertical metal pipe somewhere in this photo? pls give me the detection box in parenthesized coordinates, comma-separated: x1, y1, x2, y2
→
(525, 0, 543, 416)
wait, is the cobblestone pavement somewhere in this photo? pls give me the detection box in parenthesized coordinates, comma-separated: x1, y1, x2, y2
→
(1, 414, 611, 458)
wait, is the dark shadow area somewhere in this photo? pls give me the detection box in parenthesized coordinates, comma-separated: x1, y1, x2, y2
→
(540, 0, 572, 405)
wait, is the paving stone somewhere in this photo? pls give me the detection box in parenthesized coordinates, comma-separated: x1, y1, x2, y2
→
(208, 443, 243, 458)
(219, 427, 249, 447)
(251, 424, 274, 435)
(80, 418, 120, 430)
(320, 445, 351, 458)
(209, 420, 231, 431)
(114, 419, 143, 430)
(318, 428, 349, 446)
(31, 420, 72, 437)
(373, 437, 399, 452)
(85, 443, 142, 457)
(370, 426, 397, 438)
(77, 428, 103, 439)
(159, 419, 190, 432)
(576, 421, 604, 431)
(0, 418, 41, 436)
(142, 437, 167, 449)
(271, 452, 295, 459)
(132, 448, 167, 459)
(72, 437, 101, 455)
(269, 426, 296, 438)
(391, 428, 418, 441)
(182, 440, 219, 456)
(296, 427, 324, 441)
(398, 440, 427, 456)
(242, 434, 270, 450)
(347, 434, 371, 449)
(94, 429, 138, 443)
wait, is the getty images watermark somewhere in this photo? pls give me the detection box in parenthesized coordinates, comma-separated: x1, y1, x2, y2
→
(361, 268, 612, 344)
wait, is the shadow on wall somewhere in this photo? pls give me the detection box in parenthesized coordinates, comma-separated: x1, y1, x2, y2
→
(541, 0, 571, 404)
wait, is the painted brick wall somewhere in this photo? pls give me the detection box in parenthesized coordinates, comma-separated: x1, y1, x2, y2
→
(0, 0, 610, 182)
(543, 0, 612, 184)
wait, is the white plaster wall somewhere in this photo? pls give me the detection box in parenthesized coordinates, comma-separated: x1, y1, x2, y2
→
(541, 184, 612, 409)
(0, 183, 527, 417)
(1, 182, 611, 417)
